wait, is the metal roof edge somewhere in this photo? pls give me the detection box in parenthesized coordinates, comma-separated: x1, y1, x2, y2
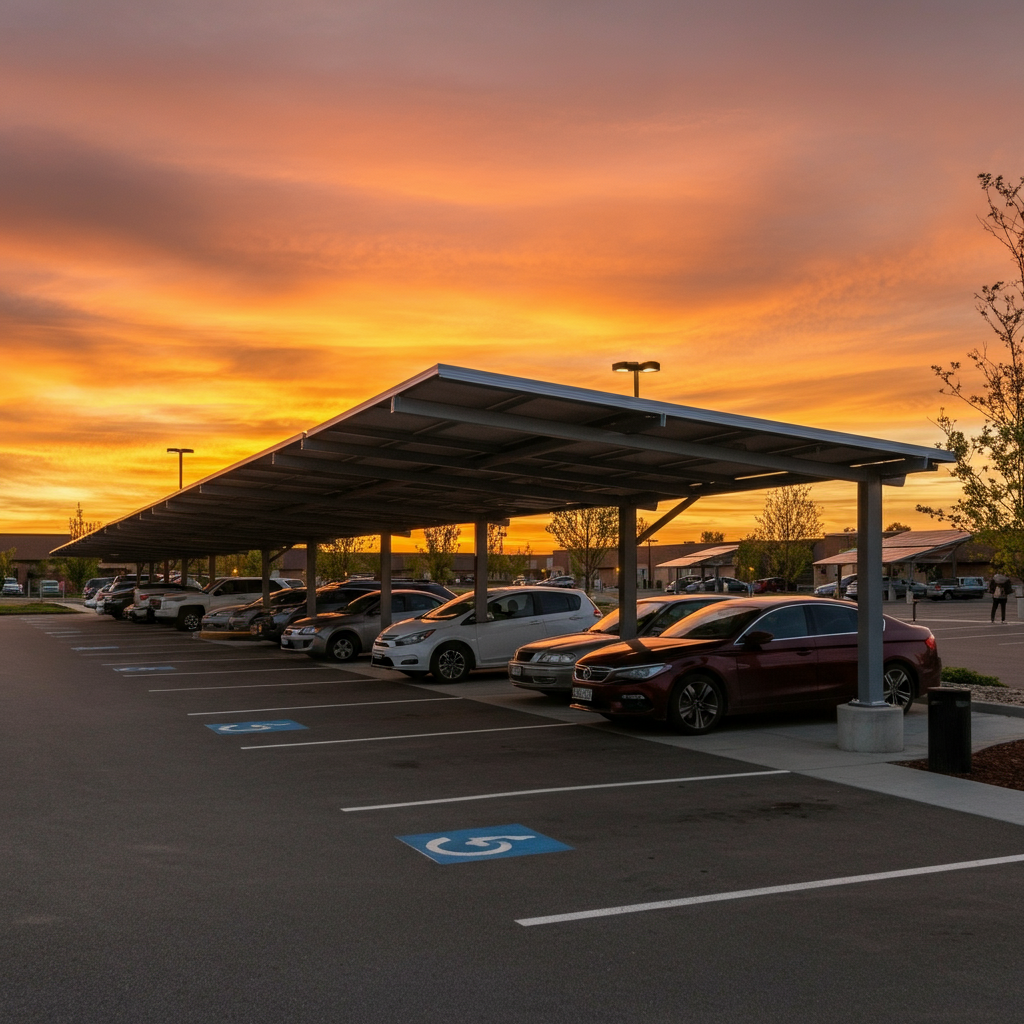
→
(432, 365, 956, 463)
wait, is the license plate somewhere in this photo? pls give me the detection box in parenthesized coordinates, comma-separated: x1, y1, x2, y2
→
(281, 639, 290, 647)
(572, 686, 593, 701)
(509, 664, 522, 677)
(250, 625, 259, 635)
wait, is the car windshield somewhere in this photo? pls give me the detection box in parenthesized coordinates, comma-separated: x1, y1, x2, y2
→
(422, 594, 476, 620)
(590, 602, 672, 635)
(661, 602, 762, 640)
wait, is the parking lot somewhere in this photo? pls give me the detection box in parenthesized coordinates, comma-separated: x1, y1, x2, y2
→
(5, 609, 1024, 1023)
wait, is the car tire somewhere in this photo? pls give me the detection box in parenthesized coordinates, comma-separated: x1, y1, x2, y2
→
(430, 642, 474, 683)
(326, 631, 359, 663)
(400, 670, 427, 678)
(176, 607, 203, 632)
(943, 591, 953, 601)
(882, 662, 916, 713)
(667, 673, 726, 735)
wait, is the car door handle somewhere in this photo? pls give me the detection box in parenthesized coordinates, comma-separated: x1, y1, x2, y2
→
(528, 620, 542, 625)
(796, 648, 813, 656)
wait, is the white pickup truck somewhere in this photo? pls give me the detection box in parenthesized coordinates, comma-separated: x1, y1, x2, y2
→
(154, 577, 303, 631)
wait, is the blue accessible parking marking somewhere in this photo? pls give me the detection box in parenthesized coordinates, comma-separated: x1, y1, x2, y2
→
(205, 720, 308, 735)
(397, 824, 572, 865)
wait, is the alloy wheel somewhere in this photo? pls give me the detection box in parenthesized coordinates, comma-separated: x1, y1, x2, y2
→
(676, 679, 720, 730)
(883, 665, 914, 709)
(435, 646, 468, 681)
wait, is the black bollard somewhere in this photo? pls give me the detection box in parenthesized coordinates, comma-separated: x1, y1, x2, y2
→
(927, 687, 971, 774)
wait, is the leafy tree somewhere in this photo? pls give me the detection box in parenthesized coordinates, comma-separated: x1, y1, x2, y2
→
(545, 507, 618, 595)
(317, 536, 370, 581)
(917, 173, 1024, 579)
(700, 530, 725, 544)
(487, 523, 508, 580)
(735, 537, 770, 583)
(885, 522, 911, 533)
(504, 544, 532, 580)
(52, 504, 101, 594)
(418, 524, 461, 584)
(751, 485, 823, 587)
(0, 547, 16, 582)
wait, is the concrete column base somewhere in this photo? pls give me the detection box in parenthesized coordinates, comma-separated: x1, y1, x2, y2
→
(837, 703, 904, 753)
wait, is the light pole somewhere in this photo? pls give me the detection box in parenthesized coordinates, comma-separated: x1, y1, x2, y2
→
(166, 448, 194, 490)
(612, 360, 660, 398)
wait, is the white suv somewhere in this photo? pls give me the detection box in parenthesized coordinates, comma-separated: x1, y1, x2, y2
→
(154, 577, 303, 631)
(371, 586, 601, 682)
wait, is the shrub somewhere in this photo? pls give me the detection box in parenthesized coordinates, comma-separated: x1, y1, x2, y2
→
(941, 666, 1006, 688)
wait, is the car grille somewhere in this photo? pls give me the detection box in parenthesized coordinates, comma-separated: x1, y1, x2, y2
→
(515, 650, 540, 663)
(574, 665, 612, 682)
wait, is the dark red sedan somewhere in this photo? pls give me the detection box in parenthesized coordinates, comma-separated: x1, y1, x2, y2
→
(569, 596, 940, 734)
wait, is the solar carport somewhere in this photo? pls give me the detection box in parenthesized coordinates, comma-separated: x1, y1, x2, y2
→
(52, 364, 955, 751)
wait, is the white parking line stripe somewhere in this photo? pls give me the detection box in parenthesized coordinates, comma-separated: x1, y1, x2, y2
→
(341, 769, 791, 812)
(188, 697, 463, 716)
(150, 678, 375, 692)
(514, 853, 1024, 927)
(241, 722, 578, 750)
(101, 659, 284, 667)
(937, 631, 1024, 641)
(72, 646, 120, 650)
(129, 666, 333, 678)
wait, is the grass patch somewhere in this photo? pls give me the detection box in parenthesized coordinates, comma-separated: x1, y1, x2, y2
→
(941, 666, 1006, 688)
(0, 602, 78, 615)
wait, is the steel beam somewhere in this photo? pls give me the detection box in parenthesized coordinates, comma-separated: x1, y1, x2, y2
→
(475, 521, 488, 628)
(636, 496, 700, 544)
(379, 534, 392, 630)
(855, 477, 885, 705)
(618, 507, 638, 640)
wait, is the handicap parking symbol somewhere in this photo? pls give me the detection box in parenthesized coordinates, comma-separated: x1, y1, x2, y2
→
(397, 824, 572, 864)
(205, 720, 308, 735)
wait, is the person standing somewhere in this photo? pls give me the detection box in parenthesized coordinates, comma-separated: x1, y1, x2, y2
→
(990, 572, 1010, 622)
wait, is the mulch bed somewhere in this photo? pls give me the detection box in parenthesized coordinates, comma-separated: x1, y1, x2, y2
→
(896, 739, 1024, 793)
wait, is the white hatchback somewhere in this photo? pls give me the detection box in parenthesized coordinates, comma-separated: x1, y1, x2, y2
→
(371, 586, 601, 682)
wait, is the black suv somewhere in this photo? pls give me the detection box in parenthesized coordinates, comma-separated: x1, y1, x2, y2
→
(252, 580, 455, 642)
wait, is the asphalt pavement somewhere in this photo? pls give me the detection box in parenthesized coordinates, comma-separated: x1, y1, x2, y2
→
(4, 610, 1024, 1023)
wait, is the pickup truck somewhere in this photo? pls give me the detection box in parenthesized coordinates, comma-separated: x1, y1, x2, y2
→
(154, 577, 303, 631)
(926, 577, 987, 601)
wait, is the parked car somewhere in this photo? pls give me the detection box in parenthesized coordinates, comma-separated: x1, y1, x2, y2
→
(39, 580, 62, 597)
(509, 595, 738, 693)
(154, 576, 298, 631)
(285, 590, 448, 661)
(97, 579, 144, 618)
(752, 577, 786, 594)
(535, 575, 577, 588)
(202, 587, 311, 632)
(128, 579, 205, 622)
(568, 596, 940, 733)
(814, 574, 856, 598)
(846, 577, 927, 601)
(2, 577, 22, 596)
(372, 586, 601, 682)
(255, 581, 456, 643)
(664, 576, 704, 595)
(83, 577, 115, 606)
(682, 576, 749, 594)
(926, 577, 987, 601)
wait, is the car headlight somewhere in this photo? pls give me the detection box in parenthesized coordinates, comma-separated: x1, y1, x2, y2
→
(394, 629, 435, 646)
(536, 652, 577, 664)
(610, 663, 670, 681)
(299, 626, 323, 634)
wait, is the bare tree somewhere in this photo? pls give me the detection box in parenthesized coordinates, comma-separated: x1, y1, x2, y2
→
(52, 504, 101, 593)
(917, 172, 1024, 579)
(545, 508, 618, 595)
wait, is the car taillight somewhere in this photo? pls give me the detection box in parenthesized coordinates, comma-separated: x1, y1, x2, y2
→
(924, 634, 936, 651)
(593, 607, 602, 616)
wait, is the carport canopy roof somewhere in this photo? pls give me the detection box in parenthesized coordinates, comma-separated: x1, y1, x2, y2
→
(52, 365, 956, 562)
(813, 529, 973, 567)
(657, 545, 740, 569)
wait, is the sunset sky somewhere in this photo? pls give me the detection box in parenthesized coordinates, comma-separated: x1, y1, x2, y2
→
(2, 0, 1023, 552)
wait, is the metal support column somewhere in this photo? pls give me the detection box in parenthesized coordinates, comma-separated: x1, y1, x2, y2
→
(136, 562, 143, 585)
(207, 555, 216, 587)
(380, 534, 393, 630)
(618, 506, 638, 640)
(306, 541, 317, 620)
(163, 560, 170, 584)
(474, 521, 488, 625)
(180, 555, 189, 586)
(148, 562, 155, 584)
(261, 549, 271, 610)
(855, 476, 885, 705)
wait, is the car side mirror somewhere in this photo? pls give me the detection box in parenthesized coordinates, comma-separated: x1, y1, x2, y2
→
(742, 630, 774, 648)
